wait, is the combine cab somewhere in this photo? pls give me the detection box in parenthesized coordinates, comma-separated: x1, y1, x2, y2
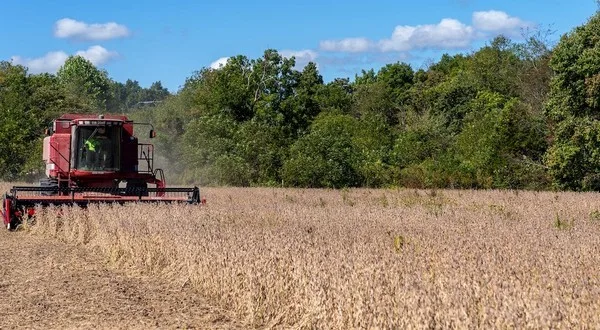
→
(2, 114, 203, 230)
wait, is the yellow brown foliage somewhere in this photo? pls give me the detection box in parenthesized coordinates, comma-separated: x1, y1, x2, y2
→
(5, 184, 600, 328)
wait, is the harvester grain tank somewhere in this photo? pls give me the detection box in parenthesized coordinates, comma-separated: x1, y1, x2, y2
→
(2, 114, 203, 230)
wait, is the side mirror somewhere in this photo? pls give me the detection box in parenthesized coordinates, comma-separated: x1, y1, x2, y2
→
(149, 129, 156, 138)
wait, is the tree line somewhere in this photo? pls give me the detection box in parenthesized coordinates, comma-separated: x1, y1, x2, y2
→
(2, 12, 600, 190)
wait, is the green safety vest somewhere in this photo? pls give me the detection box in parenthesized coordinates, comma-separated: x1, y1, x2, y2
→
(85, 137, 99, 152)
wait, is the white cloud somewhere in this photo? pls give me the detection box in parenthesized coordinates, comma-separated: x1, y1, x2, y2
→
(11, 51, 69, 74)
(378, 26, 416, 52)
(320, 37, 372, 52)
(54, 18, 130, 41)
(11, 46, 119, 74)
(472, 10, 530, 34)
(280, 49, 318, 68)
(210, 57, 229, 69)
(380, 18, 474, 52)
(75, 45, 118, 65)
(320, 10, 528, 54)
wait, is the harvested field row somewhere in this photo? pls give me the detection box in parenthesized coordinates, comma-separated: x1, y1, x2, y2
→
(0, 217, 240, 329)
(4, 182, 600, 328)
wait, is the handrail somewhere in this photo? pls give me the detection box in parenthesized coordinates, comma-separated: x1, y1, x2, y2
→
(138, 143, 154, 173)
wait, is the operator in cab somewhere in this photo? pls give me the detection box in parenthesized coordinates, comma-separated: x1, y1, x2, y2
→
(82, 126, 113, 170)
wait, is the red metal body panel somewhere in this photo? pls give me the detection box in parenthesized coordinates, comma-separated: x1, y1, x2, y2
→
(3, 197, 10, 226)
(47, 133, 71, 175)
(56, 113, 129, 122)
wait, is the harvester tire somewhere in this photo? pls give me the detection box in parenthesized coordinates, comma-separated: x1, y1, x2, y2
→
(6, 209, 21, 231)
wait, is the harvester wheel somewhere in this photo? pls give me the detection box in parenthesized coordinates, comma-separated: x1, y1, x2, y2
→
(6, 209, 22, 231)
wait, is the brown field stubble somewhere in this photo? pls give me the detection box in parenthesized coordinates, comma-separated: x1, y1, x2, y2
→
(6, 183, 600, 328)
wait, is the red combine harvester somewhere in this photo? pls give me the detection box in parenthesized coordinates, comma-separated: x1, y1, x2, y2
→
(2, 114, 202, 230)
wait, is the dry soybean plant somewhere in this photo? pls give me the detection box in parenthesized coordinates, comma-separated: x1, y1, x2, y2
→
(16, 186, 600, 328)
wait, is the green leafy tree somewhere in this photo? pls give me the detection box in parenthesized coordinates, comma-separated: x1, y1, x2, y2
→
(391, 110, 454, 188)
(235, 120, 287, 185)
(467, 36, 521, 97)
(278, 61, 322, 137)
(514, 28, 554, 114)
(108, 80, 171, 112)
(354, 69, 377, 85)
(22, 73, 74, 179)
(429, 53, 468, 75)
(317, 78, 353, 113)
(160, 50, 309, 185)
(207, 55, 255, 121)
(57, 55, 110, 111)
(392, 111, 451, 169)
(282, 113, 361, 188)
(145, 81, 170, 102)
(27, 73, 70, 124)
(352, 81, 398, 126)
(0, 62, 32, 179)
(351, 63, 414, 127)
(455, 92, 547, 188)
(0, 63, 69, 180)
(106, 80, 127, 112)
(423, 72, 478, 132)
(353, 112, 394, 187)
(377, 62, 414, 105)
(545, 12, 600, 190)
(181, 114, 243, 185)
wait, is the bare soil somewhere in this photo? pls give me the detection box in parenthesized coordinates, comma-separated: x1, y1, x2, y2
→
(0, 229, 241, 330)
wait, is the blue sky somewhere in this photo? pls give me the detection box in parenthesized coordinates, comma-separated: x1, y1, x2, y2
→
(1, 0, 597, 92)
